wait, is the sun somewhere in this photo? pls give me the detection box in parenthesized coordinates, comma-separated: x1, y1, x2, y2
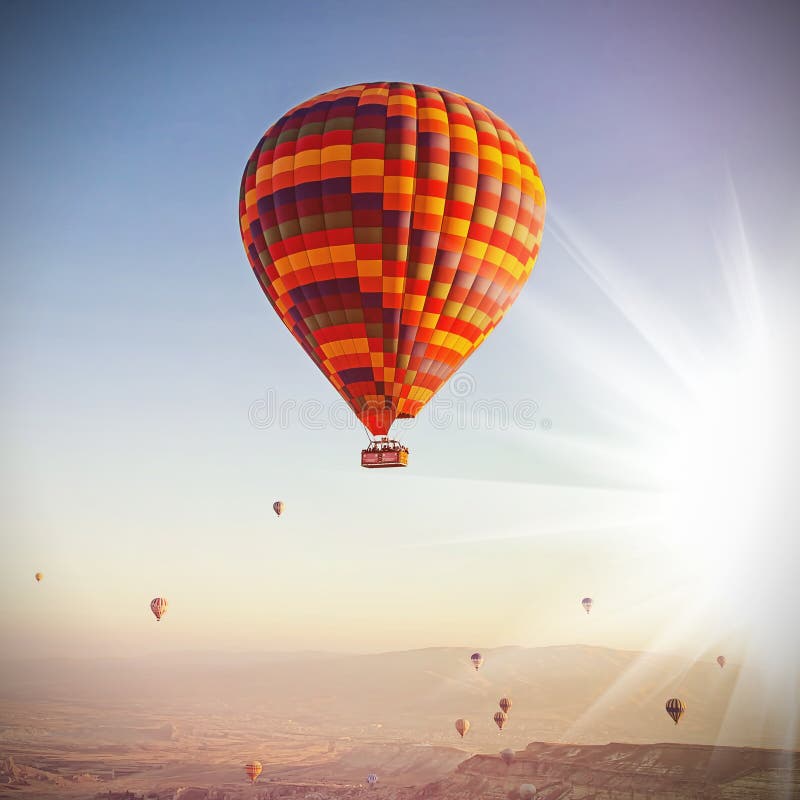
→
(658, 344, 771, 588)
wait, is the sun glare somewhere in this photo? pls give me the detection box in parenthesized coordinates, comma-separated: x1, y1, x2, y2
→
(531, 192, 799, 749)
(659, 350, 770, 585)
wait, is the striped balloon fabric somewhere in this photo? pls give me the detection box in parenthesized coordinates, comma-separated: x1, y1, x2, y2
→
(150, 597, 168, 621)
(240, 82, 546, 436)
(245, 760, 263, 783)
(665, 697, 686, 724)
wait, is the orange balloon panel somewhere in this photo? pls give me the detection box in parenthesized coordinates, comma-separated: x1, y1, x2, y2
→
(240, 82, 546, 435)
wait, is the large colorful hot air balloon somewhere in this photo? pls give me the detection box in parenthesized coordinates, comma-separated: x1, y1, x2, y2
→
(499, 697, 512, 714)
(581, 597, 593, 614)
(34, 572, 43, 583)
(273, 500, 284, 517)
(455, 718, 470, 738)
(470, 652, 483, 671)
(494, 711, 508, 731)
(500, 748, 515, 766)
(367, 773, 378, 787)
(665, 698, 685, 725)
(245, 761, 263, 783)
(239, 83, 546, 465)
(716, 655, 726, 669)
(150, 597, 168, 621)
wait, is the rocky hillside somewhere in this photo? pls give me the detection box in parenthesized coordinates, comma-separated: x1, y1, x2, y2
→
(428, 741, 800, 799)
(88, 742, 798, 800)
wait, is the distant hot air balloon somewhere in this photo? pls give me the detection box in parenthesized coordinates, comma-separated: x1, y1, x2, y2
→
(455, 718, 470, 738)
(716, 655, 726, 669)
(665, 698, 685, 725)
(245, 761, 263, 783)
(367, 773, 378, 787)
(150, 597, 168, 622)
(500, 748, 515, 766)
(273, 501, 284, 517)
(520, 784, 537, 800)
(499, 697, 512, 714)
(34, 572, 43, 583)
(493, 711, 508, 731)
(470, 652, 483, 671)
(581, 597, 593, 614)
(239, 83, 547, 465)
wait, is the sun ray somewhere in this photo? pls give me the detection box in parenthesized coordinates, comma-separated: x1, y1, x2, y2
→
(487, 181, 799, 752)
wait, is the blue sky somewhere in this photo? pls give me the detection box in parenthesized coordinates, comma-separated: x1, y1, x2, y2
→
(1, 3, 798, 745)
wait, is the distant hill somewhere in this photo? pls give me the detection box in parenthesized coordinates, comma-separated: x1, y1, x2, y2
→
(1, 646, 796, 750)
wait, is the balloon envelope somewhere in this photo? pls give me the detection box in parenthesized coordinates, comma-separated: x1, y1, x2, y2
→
(499, 697, 512, 714)
(493, 711, 508, 730)
(500, 748, 515, 766)
(716, 655, 726, 668)
(367, 773, 378, 786)
(520, 784, 537, 799)
(150, 597, 168, 621)
(273, 501, 284, 517)
(34, 572, 43, 582)
(245, 761, 263, 783)
(581, 597, 593, 614)
(470, 652, 483, 670)
(239, 82, 546, 437)
(455, 718, 470, 737)
(665, 698, 685, 724)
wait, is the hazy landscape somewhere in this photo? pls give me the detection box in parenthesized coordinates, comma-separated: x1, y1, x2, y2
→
(1, 647, 797, 799)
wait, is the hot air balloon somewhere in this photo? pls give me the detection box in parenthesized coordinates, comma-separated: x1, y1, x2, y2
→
(494, 711, 508, 731)
(665, 698, 685, 725)
(34, 572, 43, 583)
(716, 655, 726, 669)
(455, 718, 470, 738)
(499, 697, 512, 714)
(239, 83, 546, 467)
(581, 597, 593, 614)
(273, 501, 284, 517)
(150, 597, 168, 622)
(367, 773, 378, 787)
(245, 761, 263, 783)
(470, 652, 483, 671)
(520, 784, 537, 800)
(500, 748, 515, 766)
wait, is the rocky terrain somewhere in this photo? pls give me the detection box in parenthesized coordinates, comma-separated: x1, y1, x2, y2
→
(1, 647, 798, 799)
(2, 741, 798, 800)
(436, 741, 800, 800)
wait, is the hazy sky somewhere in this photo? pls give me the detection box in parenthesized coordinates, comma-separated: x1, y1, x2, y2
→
(1, 0, 799, 728)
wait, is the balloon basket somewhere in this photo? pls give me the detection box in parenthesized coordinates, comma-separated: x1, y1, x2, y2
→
(361, 438, 409, 468)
